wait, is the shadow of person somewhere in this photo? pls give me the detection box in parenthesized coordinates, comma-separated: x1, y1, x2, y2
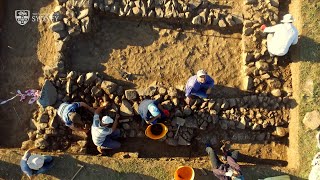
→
(41, 154, 157, 180)
(237, 153, 288, 167)
(290, 35, 320, 62)
(210, 84, 251, 98)
(0, 159, 23, 179)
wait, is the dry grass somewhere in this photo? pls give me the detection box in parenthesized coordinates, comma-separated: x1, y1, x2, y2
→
(295, 0, 320, 178)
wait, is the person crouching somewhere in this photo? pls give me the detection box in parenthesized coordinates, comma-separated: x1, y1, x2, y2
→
(91, 105, 121, 154)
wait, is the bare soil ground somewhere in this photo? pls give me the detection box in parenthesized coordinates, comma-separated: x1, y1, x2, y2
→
(0, 0, 55, 147)
(69, 18, 243, 93)
(0, 0, 302, 179)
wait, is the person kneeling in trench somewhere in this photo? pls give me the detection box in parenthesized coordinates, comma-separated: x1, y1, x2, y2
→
(91, 105, 121, 154)
(261, 14, 298, 57)
(20, 147, 54, 179)
(138, 99, 170, 125)
(185, 70, 214, 105)
(206, 145, 244, 180)
(57, 102, 95, 132)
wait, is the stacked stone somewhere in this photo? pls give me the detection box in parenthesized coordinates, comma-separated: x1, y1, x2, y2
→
(239, 0, 290, 142)
(93, 0, 243, 27)
(27, 73, 292, 152)
(241, 0, 290, 98)
(50, 0, 92, 42)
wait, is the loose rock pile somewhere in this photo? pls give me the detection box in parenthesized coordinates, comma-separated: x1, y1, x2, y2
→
(50, 0, 93, 42)
(25, 71, 291, 153)
(93, 0, 243, 27)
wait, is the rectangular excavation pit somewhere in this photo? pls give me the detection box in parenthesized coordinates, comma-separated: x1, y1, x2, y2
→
(58, 18, 289, 165)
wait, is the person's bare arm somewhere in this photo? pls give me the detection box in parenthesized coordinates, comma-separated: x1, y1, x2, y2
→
(94, 106, 105, 115)
(80, 102, 95, 113)
(69, 124, 87, 132)
(185, 96, 192, 105)
(111, 114, 120, 132)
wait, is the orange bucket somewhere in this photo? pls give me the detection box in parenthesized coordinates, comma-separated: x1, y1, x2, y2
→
(145, 123, 168, 140)
(174, 166, 195, 180)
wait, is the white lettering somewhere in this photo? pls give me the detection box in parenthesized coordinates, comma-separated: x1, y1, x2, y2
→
(31, 16, 37, 22)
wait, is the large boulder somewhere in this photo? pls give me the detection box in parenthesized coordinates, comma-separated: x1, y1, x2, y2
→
(84, 72, 97, 85)
(303, 110, 320, 130)
(37, 80, 57, 108)
(125, 89, 138, 100)
(120, 100, 134, 116)
(35, 138, 49, 150)
(101, 81, 118, 94)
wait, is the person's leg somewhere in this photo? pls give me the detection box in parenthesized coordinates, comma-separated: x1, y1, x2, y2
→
(34, 156, 54, 175)
(230, 150, 239, 161)
(191, 89, 208, 99)
(110, 129, 121, 139)
(101, 135, 121, 149)
(206, 147, 222, 169)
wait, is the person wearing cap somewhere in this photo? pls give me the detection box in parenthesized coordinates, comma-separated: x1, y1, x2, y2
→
(205, 145, 244, 180)
(261, 14, 298, 57)
(91, 105, 121, 153)
(138, 99, 170, 125)
(57, 102, 95, 132)
(20, 147, 54, 179)
(185, 70, 214, 105)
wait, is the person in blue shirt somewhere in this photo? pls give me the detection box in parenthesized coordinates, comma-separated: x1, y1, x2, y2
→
(57, 102, 95, 132)
(20, 147, 54, 179)
(185, 70, 214, 105)
(91, 104, 121, 154)
(138, 99, 170, 125)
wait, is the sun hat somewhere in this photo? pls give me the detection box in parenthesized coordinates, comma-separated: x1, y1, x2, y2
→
(196, 70, 207, 77)
(102, 116, 114, 124)
(281, 14, 294, 23)
(27, 155, 45, 170)
(147, 103, 160, 117)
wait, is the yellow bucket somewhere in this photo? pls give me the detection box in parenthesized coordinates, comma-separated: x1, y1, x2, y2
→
(174, 166, 195, 180)
(145, 123, 168, 140)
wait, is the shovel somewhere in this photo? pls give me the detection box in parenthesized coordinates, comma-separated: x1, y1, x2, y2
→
(174, 117, 186, 139)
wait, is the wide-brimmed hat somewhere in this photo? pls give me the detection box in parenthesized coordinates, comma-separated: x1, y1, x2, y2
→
(281, 14, 294, 23)
(101, 116, 114, 125)
(27, 155, 45, 170)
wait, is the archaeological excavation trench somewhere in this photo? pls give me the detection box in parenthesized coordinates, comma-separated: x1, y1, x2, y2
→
(16, 0, 292, 166)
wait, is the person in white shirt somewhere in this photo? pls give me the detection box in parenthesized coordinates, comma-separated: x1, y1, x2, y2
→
(261, 14, 299, 57)
(91, 103, 121, 154)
